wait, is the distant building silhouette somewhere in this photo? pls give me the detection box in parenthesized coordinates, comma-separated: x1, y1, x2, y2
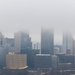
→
(73, 39, 75, 55)
(62, 32, 73, 54)
(14, 31, 33, 68)
(0, 32, 5, 46)
(14, 31, 32, 53)
(54, 45, 62, 54)
(5, 38, 14, 47)
(32, 42, 40, 50)
(41, 28, 54, 55)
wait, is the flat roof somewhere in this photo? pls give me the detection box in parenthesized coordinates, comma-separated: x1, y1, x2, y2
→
(36, 54, 50, 56)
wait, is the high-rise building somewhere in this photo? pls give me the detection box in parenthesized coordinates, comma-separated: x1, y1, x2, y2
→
(0, 46, 4, 68)
(6, 53, 27, 69)
(0, 32, 5, 46)
(26, 49, 40, 68)
(14, 32, 21, 53)
(73, 39, 75, 55)
(62, 32, 73, 54)
(41, 28, 54, 55)
(14, 31, 32, 53)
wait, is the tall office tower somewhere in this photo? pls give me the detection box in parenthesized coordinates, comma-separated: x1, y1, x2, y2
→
(73, 39, 75, 55)
(14, 31, 32, 53)
(0, 47, 4, 68)
(0, 32, 5, 46)
(41, 28, 54, 55)
(0, 32, 5, 67)
(62, 32, 73, 54)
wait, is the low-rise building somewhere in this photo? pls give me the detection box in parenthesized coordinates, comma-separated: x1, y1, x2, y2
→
(6, 53, 27, 69)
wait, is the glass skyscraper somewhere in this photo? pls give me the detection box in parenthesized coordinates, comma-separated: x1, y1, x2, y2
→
(14, 31, 32, 53)
(41, 28, 54, 55)
(62, 32, 73, 54)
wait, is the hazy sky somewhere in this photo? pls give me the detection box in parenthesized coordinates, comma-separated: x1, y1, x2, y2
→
(0, 0, 75, 44)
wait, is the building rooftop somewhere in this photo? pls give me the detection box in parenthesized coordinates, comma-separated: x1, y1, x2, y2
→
(36, 54, 50, 56)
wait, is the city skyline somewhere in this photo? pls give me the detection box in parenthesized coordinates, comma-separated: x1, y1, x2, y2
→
(0, 0, 75, 45)
(1, 0, 75, 74)
(0, 30, 75, 45)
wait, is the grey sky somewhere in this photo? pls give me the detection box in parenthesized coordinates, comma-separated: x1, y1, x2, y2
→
(0, 0, 75, 44)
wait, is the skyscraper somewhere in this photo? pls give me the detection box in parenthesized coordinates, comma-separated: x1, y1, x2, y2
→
(41, 28, 54, 55)
(14, 31, 32, 53)
(14, 31, 33, 68)
(62, 32, 73, 54)
(0, 32, 5, 46)
(73, 39, 75, 55)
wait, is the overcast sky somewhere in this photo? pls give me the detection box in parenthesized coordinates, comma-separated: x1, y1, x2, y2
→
(0, 0, 75, 44)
